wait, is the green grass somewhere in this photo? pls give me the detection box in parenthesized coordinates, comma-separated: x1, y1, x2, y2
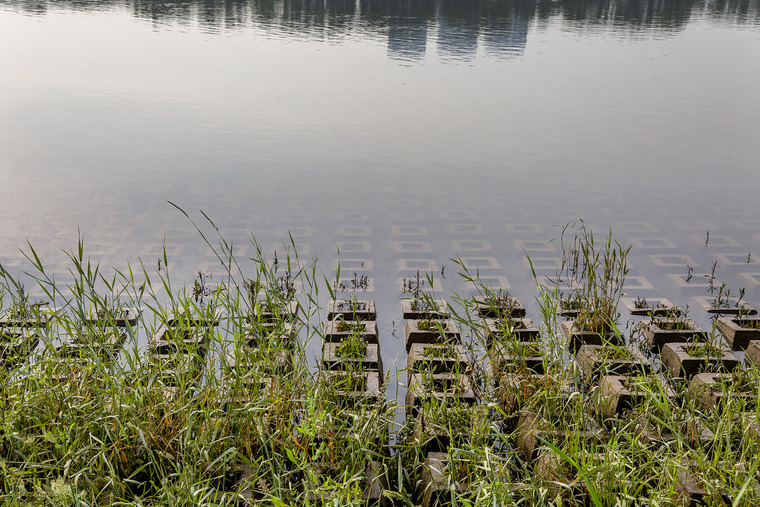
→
(0, 219, 758, 506)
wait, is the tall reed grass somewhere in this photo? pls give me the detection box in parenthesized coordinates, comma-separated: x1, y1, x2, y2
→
(0, 218, 757, 506)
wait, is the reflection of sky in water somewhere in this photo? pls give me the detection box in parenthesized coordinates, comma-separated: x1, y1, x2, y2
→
(0, 0, 759, 394)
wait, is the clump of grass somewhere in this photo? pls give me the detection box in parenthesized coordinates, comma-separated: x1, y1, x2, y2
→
(335, 320, 365, 333)
(558, 222, 630, 333)
(597, 345, 634, 361)
(333, 272, 369, 292)
(735, 318, 760, 329)
(715, 370, 757, 393)
(422, 344, 456, 359)
(416, 318, 449, 332)
(711, 282, 747, 309)
(559, 292, 584, 312)
(656, 320, 692, 331)
(503, 341, 541, 357)
(685, 342, 723, 357)
(485, 288, 519, 308)
(646, 305, 690, 327)
(402, 269, 444, 315)
(335, 296, 366, 313)
(525, 221, 631, 350)
(335, 333, 367, 359)
(495, 319, 527, 334)
(403, 270, 425, 306)
(330, 370, 367, 391)
(633, 296, 648, 309)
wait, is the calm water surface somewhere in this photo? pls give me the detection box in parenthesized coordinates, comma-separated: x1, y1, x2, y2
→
(1, 0, 760, 378)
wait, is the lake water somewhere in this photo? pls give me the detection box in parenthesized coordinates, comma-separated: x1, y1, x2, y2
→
(1, 0, 760, 379)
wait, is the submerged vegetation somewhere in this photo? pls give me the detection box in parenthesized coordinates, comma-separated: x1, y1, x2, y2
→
(0, 218, 758, 505)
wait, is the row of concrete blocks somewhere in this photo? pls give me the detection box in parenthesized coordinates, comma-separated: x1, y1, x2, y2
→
(402, 298, 505, 507)
(320, 297, 521, 505)
(0, 309, 141, 369)
(560, 310, 760, 505)
(465, 297, 760, 504)
(319, 300, 388, 504)
(319, 298, 481, 505)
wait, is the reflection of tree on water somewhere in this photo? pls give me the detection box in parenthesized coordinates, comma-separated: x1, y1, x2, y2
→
(7, 0, 759, 57)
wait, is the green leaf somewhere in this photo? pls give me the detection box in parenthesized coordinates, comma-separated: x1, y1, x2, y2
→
(537, 435, 603, 507)
(734, 457, 760, 507)
(286, 446, 298, 465)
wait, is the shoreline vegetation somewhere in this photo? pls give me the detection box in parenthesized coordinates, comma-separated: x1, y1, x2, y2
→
(0, 216, 758, 506)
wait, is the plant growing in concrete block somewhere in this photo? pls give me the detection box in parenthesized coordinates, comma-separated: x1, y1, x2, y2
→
(404, 318, 460, 351)
(716, 316, 760, 350)
(575, 344, 651, 380)
(661, 341, 740, 379)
